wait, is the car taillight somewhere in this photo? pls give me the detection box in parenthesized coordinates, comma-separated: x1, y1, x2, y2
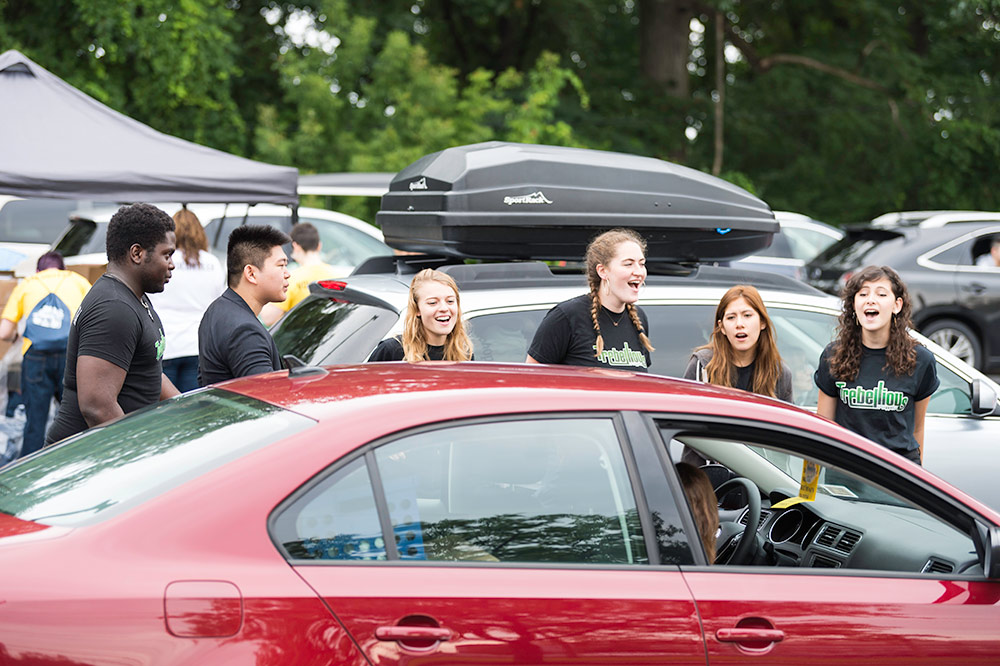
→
(317, 280, 347, 291)
(837, 270, 853, 292)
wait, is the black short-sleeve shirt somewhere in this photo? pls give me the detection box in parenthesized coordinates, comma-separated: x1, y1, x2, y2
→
(527, 294, 650, 371)
(368, 337, 445, 362)
(198, 288, 282, 386)
(47, 274, 166, 443)
(814, 342, 939, 452)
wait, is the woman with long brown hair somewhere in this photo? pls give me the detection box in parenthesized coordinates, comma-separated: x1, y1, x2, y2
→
(814, 265, 938, 464)
(526, 228, 654, 370)
(676, 462, 720, 563)
(369, 268, 474, 362)
(684, 284, 792, 398)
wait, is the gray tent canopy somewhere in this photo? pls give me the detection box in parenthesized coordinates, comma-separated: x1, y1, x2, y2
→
(0, 50, 298, 205)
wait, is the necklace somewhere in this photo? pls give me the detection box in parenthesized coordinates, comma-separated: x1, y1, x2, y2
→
(104, 272, 155, 323)
(604, 307, 627, 327)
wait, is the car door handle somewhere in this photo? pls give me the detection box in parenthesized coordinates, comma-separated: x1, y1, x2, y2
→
(716, 627, 785, 643)
(375, 626, 454, 642)
(963, 282, 986, 294)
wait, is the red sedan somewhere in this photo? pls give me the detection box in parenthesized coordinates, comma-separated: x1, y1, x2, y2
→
(1, 362, 998, 664)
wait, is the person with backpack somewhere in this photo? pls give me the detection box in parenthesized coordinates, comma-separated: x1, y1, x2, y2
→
(0, 251, 92, 458)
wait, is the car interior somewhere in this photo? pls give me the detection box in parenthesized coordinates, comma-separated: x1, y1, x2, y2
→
(666, 430, 984, 576)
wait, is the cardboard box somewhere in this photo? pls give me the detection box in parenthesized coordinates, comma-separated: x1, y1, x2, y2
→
(68, 263, 107, 285)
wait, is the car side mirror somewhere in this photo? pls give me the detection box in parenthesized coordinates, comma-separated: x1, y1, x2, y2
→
(971, 378, 1000, 418)
(973, 521, 1000, 579)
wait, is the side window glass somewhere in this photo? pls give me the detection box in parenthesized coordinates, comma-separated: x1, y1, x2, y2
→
(304, 217, 391, 270)
(927, 362, 972, 415)
(466, 310, 548, 362)
(272, 456, 385, 561)
(375, 419, 649, 564)
(928, 238, 974, 266)
(664, 428, 981, 576)
(643, 304, 716, 376)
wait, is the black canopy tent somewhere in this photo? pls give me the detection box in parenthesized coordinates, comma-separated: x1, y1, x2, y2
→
(0, 50, 297, 205)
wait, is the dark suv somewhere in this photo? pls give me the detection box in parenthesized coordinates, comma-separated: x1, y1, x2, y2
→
(805, 222, 1000, 372)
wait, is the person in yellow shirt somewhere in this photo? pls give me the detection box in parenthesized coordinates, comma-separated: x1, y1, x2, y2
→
(0, 252, 92, 458)
(260, 223, 337, 326)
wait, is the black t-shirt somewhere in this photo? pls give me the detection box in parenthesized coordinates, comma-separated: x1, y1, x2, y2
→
(734, 361, 755, 392)
(198, 288, 283, 386)
(369, 337, 445, 362)
(47, 274, 166, 443)
(814, 342, 939, 452)
(527, 294, 650, 372)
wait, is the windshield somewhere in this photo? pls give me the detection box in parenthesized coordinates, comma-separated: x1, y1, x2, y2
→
(0, 390, 313, 526)
(0, 200, 106, 245)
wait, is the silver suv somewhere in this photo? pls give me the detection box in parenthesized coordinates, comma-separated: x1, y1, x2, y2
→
(270, 256, 1000, 510)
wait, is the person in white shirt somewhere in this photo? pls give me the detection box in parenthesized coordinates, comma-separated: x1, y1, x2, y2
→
(149, 208, 225, 392)
(975, 235, 1000, 268)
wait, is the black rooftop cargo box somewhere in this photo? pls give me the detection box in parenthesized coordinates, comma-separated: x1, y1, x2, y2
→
(376, 142, 777, 262)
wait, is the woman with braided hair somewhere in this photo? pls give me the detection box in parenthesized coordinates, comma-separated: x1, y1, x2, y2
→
(526, 228, 654, 371)
(814, 265, 938, 464)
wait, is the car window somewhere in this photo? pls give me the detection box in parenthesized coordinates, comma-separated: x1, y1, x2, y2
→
(927, 238, 975, 266)
(52, 219, 104, 257)
(301, 216, 391, 269)
(271, 298, 397, 365)
(273, 418, 654, 565)
(927, 362, 973, 415)
(753, 230, 792, 258)
(0, 199, 91, 244)
(783, 227, 841, 261)
(663, 426, 981, 575)
(466, 309, 548, 361)
(0, 390, 314, 527)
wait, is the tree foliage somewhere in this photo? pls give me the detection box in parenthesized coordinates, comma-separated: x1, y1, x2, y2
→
(2, 0, 998, 224)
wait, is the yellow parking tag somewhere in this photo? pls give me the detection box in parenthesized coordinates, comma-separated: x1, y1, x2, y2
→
(772, 496, 805, 509)
(799, 460, 821, 501)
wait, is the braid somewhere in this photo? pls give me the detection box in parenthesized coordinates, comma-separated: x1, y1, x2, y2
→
(626, 304, 655, 352)
(590, 291, 605, 358)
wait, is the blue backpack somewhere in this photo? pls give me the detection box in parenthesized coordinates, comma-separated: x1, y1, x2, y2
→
(24, 288, 72, 352)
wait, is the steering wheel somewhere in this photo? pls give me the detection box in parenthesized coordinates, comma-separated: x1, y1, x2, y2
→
(714, 477, 761, 565)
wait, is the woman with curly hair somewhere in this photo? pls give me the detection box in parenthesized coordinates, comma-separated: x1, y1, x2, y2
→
(814, 265, 939, 464)
(369, 269, 474, 362)
(526, 228, 654, 370)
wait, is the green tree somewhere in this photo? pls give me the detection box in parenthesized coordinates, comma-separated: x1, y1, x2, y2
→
(1, 0, 248, 153)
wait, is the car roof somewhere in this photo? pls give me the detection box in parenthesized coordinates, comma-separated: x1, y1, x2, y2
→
(218, 361, 826, 429)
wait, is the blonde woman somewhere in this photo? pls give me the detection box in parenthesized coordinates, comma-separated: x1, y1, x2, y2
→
(527, 228, 654, 370)
(369, 269, 474, 362)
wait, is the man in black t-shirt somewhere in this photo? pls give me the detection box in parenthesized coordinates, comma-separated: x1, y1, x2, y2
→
(198, 225, 290, 386)
(47, 204, 179, 444)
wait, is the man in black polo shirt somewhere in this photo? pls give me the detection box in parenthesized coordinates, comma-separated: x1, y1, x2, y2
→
(47, 203, 180, 443)
(198, 225, 291, 385)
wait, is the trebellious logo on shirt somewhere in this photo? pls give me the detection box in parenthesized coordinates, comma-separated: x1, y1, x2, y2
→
(835, 380, 908, 412)
(593, 342, 647, 368)
(155, 330, 166, 361)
